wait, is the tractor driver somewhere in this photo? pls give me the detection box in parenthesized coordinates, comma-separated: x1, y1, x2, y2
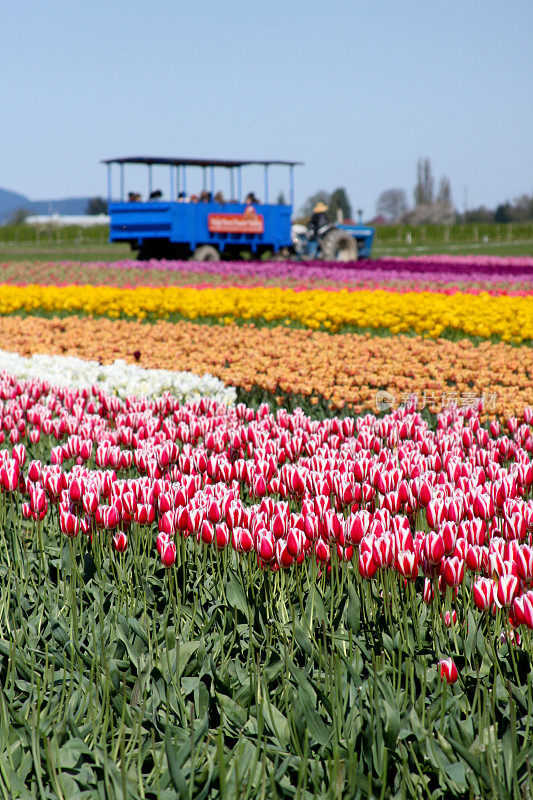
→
(308, 201, 329, 240)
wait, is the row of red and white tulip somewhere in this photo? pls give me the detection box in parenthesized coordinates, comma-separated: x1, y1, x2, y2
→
(0, 372, 530, 637)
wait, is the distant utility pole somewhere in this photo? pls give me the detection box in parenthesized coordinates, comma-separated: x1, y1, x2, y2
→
(463, 186, 468, 214)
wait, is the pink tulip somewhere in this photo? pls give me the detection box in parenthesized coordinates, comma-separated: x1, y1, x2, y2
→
(418, 480, 432, 507)
(161, 540, 177, 567)
(200, 520, 215, 544)
(513, 593, 533, 629)
(372, 534, 395, 569)
(346, 512, 370, 544)
(60, 511, 80, 538)
(102, 505, 120, 531)
(215, 523, 230, 549)
(156, 532, 170, 555)
(516, 545, 533, 582)
(358, 550, 377, 579)
(113, 531, 128, 552)
(426, 499, 445, 530)
(286, 527, 304, 559)
(232, 527, 254, 553)
(442, 556, 465, 588)
(473, 494, 494, 520)
(472, 577, 495, 611)
(276, 540, 294, 569)
(257, 533, 276, 562)
(81, 490, 99, 515)
(442, 610, 457, 627)
(11, 444, 26, 466)
(438, 657, 458, 684)
(423, 578, 434, 604)
(396, 550, 419, 580)
(69, 478, 84, 504)
(272, 512, 288, 540)
(424, 531, 445, 565)
(467, 519, 486, 546)
(315, 539, 330, 564)
(495, 575, 520, 608)
(466, 545, 484, 572)
(439, 522, 457, 556)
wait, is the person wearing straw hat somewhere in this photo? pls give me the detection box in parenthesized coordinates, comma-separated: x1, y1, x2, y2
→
(308, 200, 330, 240)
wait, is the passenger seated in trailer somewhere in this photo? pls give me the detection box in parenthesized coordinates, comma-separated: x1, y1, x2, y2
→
(149, 189, 163, 200)
(190, 194, 199, 203)
(199, 191, 213, 203)
(214, 191, 225, 204)
(245, 192, 259, 205)
(128, 192, 142, 202)
(177, 192, 189, 202)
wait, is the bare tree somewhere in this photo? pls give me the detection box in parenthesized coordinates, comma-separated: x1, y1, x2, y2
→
(437, 177, 452, 206)
(414, 158, 434, 206)
(376, 189, 408, 222)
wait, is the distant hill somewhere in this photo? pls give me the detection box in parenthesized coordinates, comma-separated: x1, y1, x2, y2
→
(0, 187, 94, 223)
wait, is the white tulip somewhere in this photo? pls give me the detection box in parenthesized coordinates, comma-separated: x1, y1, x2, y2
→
(0, 349, 236, 405)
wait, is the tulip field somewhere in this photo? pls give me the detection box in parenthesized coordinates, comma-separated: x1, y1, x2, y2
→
(0, 255, 532, 799)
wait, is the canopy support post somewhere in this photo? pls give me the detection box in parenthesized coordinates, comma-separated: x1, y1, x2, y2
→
(289, 165, 294, 207)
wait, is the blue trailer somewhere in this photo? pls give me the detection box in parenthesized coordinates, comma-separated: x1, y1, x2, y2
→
(103, 156, 374, 261)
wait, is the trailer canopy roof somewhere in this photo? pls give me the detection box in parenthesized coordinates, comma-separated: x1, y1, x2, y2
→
(102, 156, 303, 168)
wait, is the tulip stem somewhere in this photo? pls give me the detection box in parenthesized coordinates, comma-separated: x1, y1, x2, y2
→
(68, 537, 78, 649)
(504, 617, 521, 684)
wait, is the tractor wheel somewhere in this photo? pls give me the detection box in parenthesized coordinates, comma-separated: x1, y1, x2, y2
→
(192, 245, 220, 262)
(320, 229, 358, 262)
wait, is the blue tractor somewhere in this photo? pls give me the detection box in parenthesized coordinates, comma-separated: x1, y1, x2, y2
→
(290, 218, 375, 262)
(103, 156, 374, 261)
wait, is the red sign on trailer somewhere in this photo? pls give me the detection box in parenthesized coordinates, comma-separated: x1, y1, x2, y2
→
(208, 207, 264, 234)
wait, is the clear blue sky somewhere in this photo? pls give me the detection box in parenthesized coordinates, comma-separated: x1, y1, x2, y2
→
(2, 0, 532, 216)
